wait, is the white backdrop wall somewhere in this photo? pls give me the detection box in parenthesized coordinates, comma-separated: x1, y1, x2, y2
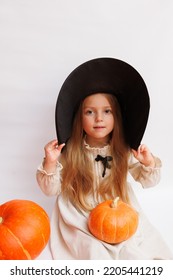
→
(0, 0, 173, 259)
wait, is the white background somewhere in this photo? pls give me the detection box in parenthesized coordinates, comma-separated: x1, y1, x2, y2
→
(0, 0, 173, 260)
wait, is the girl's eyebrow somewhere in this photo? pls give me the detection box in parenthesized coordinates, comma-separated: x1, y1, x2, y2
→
(83, 106, 112, 109)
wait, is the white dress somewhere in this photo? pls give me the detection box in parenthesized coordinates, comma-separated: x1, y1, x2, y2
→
(36, 142, 173, 260)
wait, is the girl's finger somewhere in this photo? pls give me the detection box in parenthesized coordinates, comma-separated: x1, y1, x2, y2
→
(45, 139, 58, 150)
(56, 143, 65, 152)
(131, 149, 137, 157)
(139, 144, 148, 153)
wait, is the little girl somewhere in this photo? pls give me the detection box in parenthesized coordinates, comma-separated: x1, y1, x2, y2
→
(36, 58, 172, 259)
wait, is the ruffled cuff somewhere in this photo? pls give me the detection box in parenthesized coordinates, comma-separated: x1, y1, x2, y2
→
(36, 160, 63, 196)
(140, 156, 162, 171)
(37, 160, 63, 176)
(128, 154, 162, 188)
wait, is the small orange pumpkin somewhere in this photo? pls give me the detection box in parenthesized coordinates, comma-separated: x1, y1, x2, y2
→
(0, 199, 50, 260)
(88, 197, 138, 244)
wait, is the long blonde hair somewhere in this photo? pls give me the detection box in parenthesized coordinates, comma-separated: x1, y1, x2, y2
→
(60, 93, 130, 211)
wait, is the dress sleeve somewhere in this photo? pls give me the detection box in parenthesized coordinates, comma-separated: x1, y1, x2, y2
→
(36, 160, 63, 196)
(128, 153, 162, 188)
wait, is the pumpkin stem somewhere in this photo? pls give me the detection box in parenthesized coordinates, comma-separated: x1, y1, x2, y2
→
(110, 197, 119, 208)
(0, 217, 3, 224)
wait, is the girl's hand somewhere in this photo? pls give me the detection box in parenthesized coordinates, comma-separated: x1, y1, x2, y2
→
(132, 144, 155, 168)
(44, 139, 65, 162)
(43, 139, 65, 173)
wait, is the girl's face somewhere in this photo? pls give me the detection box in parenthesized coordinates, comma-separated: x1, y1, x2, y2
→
(82, 93, 114, 146)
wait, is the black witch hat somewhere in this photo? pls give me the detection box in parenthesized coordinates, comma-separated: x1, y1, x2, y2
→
(55, 57, 150, 150)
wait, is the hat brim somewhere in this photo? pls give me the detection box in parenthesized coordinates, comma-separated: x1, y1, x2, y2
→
(55, 57, 150, 150)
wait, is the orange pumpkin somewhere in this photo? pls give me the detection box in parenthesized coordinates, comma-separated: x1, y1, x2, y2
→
(88, 197, 139, 244)
(0, 199, 50, 260)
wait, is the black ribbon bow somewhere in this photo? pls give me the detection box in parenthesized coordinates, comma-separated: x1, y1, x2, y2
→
(95, 155, 113, 177)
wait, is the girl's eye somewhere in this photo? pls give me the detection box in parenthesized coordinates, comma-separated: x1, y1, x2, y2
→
(105, 109, 112, 114)
(85, 110, 94, 115)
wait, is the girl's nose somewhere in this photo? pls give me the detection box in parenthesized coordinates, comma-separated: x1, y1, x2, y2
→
(95, 112, 103, 122)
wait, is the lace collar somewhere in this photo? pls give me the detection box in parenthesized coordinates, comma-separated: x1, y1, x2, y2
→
(83, 139, 111, 160)
(83, 139, 110, 152)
